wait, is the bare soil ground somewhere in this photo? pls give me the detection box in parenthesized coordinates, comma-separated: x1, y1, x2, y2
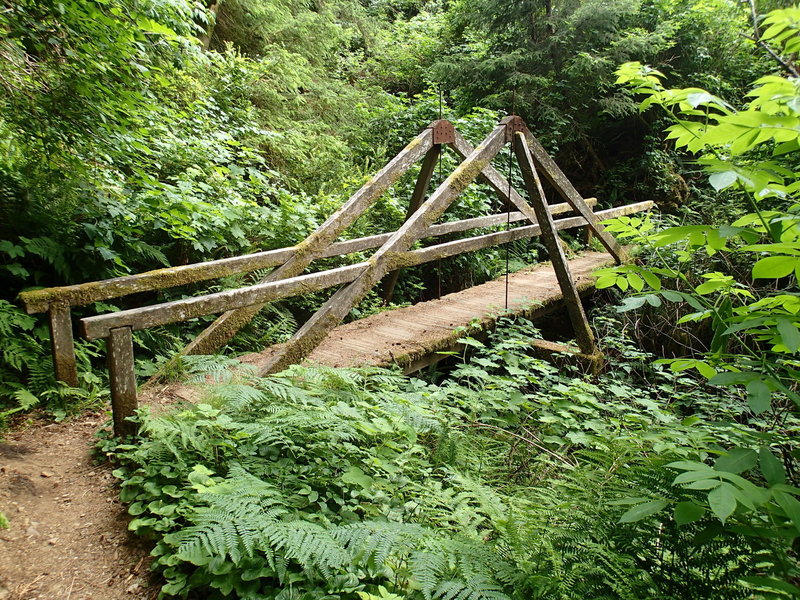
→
(0, 414, 158, 600)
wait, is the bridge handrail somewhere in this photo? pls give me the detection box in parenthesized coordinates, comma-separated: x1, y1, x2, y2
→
(18, 198, 595, 315)
(81, 201, 651, 340)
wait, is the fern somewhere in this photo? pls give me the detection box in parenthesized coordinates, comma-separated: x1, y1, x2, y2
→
(105, 333, 797, 600)
(19, 235, 70, 279)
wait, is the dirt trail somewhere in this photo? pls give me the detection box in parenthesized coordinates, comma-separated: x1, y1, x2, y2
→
(0, 414, 157, 600)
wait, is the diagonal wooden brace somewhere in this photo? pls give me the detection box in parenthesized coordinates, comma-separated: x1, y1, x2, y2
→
(513, 132, 598, 356)
(258, 123, 510, 375)
(449, 126, 542, 226)
(382, 143, 442, 303)
(522, 129, 626, 264)
(450, 132, 530, 215)
(182, 127, 435, 355)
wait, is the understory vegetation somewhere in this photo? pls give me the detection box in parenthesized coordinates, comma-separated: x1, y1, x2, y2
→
(2, 0, 800, 597)
(102, 317, 799, 599)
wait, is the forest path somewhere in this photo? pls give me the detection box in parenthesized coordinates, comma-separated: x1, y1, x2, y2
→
(0, 414, 155, 600)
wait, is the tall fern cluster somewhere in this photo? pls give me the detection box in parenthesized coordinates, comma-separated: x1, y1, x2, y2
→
(103, 318, 799, 599)
(0, 299, 108, 422)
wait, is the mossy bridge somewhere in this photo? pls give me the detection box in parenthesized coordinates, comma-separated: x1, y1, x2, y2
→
(20, 117, 651, 436)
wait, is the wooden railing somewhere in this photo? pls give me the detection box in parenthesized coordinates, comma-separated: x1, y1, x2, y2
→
(19, 117, 653, 436)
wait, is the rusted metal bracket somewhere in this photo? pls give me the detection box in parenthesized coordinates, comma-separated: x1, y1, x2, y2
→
(501, 115, 527, 142)
(429, 119, 455, 145)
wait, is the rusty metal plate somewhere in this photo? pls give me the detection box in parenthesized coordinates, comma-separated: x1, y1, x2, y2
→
(502, 115, 527, 141)
(430, 119, 455, 145)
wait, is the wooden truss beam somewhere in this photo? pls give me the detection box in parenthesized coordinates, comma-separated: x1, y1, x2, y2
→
(182, 127, 436, 355)
(522, 129, 626, 264)
(256, 122, 510, 375)
(513, 131, 597, 356)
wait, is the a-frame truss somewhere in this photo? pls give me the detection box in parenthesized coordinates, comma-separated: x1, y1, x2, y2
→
(183, 116, 623, 374)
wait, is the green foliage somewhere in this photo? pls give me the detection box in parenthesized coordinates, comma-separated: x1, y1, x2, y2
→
(431, 0, 767, 205)
(601, 9, 800, 410)
(0, 299, 106, 420)
(102, 317, 799, 598)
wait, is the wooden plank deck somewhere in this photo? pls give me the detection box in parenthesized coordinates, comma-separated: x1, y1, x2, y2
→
(239, 251, 614, 373)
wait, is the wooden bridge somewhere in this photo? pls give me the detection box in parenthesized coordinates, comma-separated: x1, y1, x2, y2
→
(19, 116, 652, 436)
(238, 250, 623, 374)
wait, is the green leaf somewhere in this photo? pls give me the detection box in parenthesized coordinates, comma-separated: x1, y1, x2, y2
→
(774, 490, 800, 533)
(616, 296, 647, 312)
(645, 294, 663, 308)
(752, 256, 797, 279)
(709, 371, 760, 386)
(709, 171, 737, 191)
(715, 448, 758, 474)
(759, 448, 786, 486)
(619, 499, 668, 523)
(739, 576, 800, 597)
(674, 501, 705, 526)
(776, 317, 800, 352)
(627, 273, 644, 292)
(641, 270, 662, 290)
(341, 466, 373, 489)
(686, 479, 723, 490)
(746, 380, 772, 414)
(13, 389, 39, 410)
(708, 483, 737, 523)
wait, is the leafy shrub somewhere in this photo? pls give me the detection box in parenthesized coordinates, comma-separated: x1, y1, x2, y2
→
(102, 317, 798, 598)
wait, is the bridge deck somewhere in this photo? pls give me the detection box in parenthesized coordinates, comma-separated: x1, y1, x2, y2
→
(239, 251, 614, 373)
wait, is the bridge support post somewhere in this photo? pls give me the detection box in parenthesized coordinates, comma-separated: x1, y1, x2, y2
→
(512, 131, 599, 358)
(108, 326, 138, 438)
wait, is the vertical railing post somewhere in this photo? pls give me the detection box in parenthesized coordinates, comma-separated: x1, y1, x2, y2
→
(48, 303, 79, 387)
(107, 326, 138, 438)
(582, 225, 594, 247)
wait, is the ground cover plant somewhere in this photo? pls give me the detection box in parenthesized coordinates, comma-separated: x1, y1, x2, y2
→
(101, 316, 800, 599)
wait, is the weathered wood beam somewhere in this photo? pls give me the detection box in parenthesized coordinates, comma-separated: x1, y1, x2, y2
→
(513, 132, 597, 356)
(183, 127, 437, 355)
(327, 197, 595, 255)
(257, 122, 510, 375)
(523, 130, 626, 264)
(19, 247, 296, 315)
(48, 304, 79, 387)
(19, 197, 592, 316)
(107, 326, 138, 438)
(80, 201, 652, 341)
(383, 144, 441, 303)
(450, 128, 529, 213)
(83, 263, 363, 340)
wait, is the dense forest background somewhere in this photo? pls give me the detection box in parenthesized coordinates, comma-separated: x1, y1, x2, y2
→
(1, 0, 800, 598)
(0, 0, 787, 405)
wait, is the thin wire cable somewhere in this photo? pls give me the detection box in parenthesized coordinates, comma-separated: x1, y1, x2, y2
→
(437, 88, 443, 300)
(504, 90, 516, 310)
